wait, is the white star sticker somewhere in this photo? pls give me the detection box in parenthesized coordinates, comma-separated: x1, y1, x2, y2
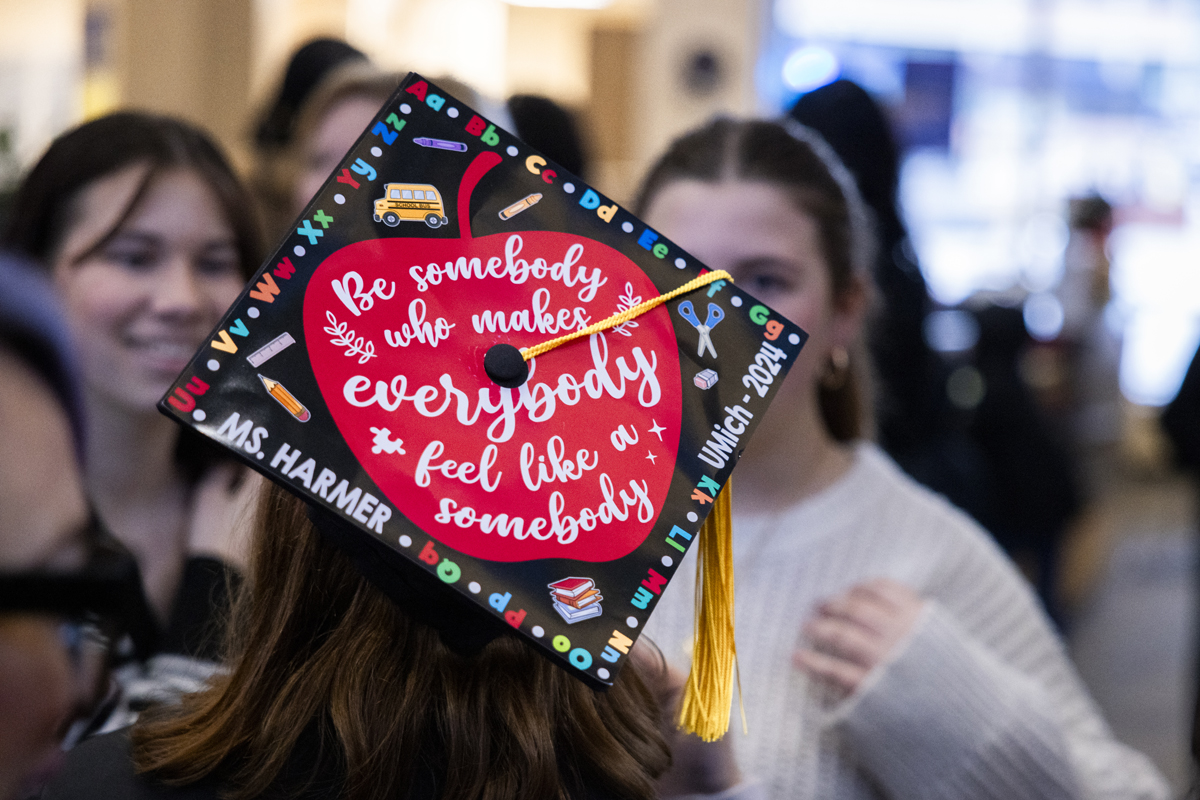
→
(648, 420, 666, 441)
(645, 450, 658, 464)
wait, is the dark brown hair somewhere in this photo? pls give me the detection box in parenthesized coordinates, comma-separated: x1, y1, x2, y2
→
(131, 482, 670, 800)
(254, 64, 405, 238)
(635, 118, 873, 441)
(3, 111, 261, 279)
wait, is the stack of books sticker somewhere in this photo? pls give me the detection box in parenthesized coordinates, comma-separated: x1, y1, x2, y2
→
(549, 577, 603, 624)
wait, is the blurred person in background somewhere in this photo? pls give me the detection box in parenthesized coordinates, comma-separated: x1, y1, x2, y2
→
(1058, 194, 1121, 452)
(1159, 196, 1200, 798)
(250, 42, 513, 239)
(791, 80, 1081, 625)
(1, 112, 263, 727)
(962, 301, 1081, 628)
(283, 64, 406, 230)
(0, 256, 138, 798)
(637, 116, 1168, 799)
(253, 53, 493, 239)
(789, 80, 962, 503)
(507, 93, 589, 179)
(250, 37, 369, 233)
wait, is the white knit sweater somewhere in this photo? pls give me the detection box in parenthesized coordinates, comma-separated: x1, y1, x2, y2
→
(645, 443, 1169, 800)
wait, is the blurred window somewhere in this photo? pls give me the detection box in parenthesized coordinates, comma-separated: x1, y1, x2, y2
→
(767, 0, 1200, 405)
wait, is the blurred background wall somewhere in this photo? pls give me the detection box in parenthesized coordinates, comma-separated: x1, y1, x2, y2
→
(14, 0, 766, 204)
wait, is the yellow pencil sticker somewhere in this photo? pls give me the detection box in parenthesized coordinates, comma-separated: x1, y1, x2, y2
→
(498, 192, 542, 220)
(259, 374, 310, 422)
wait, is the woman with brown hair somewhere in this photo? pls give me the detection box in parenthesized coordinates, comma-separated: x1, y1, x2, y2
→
(40, 480, 744, 799)
(254, 63, 403, 238)
(253, 62, 488, 240)
(3, 112, 264, 709)
(637, 118, 1167, 799)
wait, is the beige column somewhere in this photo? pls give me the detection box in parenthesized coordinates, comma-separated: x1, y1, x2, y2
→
(631, 0, 767, 181)
(588, 0, 767, 203)
(109, 0, 255, 165)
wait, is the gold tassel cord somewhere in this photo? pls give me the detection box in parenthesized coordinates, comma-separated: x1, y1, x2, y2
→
(515, 268, 742, 741)
(519, 270, 733, 361)
(678, 482, 743, 742)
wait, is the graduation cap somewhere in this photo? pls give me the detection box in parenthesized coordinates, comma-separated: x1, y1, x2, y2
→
(160, 74, 807, 740)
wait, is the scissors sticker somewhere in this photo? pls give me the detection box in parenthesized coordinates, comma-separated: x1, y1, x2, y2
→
(678, 300, 724, 359)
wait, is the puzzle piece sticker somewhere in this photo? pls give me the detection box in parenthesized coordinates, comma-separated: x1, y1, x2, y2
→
(370, 426, 406, 455)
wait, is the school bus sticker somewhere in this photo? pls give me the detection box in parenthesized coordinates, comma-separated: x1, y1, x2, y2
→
(373, 182, 448, 229)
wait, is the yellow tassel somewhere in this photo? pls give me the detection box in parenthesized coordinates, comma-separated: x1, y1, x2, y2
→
(508, 267, 742, 738)
(677, 482, 743, 741)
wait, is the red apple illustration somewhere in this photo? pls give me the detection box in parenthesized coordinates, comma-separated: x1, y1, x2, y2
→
(303, 152, 682, 562)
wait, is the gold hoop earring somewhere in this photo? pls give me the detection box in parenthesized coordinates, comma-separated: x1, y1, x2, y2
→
(821, 346, 850, 390)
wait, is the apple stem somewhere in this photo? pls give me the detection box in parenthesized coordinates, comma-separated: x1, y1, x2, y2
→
(457, 151, 503, 241)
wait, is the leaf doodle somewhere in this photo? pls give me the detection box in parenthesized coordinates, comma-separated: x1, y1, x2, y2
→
(612, 282, 642, 337)
(324, 310, 377, 364)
